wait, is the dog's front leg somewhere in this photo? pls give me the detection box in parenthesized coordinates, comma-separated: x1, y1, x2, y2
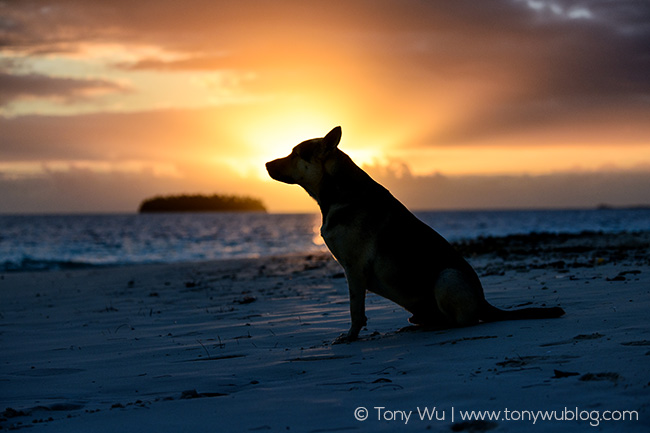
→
(333, 277, 367, 344)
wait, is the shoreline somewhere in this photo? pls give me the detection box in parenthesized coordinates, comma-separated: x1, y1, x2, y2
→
(3, 229, 649, 274)
(1, 231, 649, 431)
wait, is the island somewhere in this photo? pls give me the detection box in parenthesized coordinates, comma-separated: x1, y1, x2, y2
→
(138, 194, 267, 213)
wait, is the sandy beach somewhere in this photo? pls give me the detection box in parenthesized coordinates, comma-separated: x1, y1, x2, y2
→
(1, 231, 649, 432)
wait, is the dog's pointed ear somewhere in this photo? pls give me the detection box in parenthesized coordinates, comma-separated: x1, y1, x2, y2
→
(323, 126, 342, 152)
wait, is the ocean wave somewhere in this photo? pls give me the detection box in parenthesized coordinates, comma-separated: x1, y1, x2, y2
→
(1, 209, 649, 272)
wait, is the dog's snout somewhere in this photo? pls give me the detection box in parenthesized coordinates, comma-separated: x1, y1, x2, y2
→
(265, 159, 280, 175)
(266, 157, 295, 184)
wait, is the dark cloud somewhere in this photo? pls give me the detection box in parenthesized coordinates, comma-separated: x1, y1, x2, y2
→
(1, 0, 344, 54)
(0, 157, 309, 214)
(364, 164, 650, 210)
(0, 71, 130, 106)
(0, 163, 245, 214)
(2, 160, 648, 214)
(0, 167, 161, 213)
(390, 1, 650, 146)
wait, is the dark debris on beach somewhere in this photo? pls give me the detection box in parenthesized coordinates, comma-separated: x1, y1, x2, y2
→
(452, 231, 650, 269)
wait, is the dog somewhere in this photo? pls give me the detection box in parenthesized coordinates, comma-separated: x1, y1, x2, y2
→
(266, 126, 564, 342)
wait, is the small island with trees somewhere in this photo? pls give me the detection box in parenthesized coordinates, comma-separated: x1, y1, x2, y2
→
(138, 194, 267, 213)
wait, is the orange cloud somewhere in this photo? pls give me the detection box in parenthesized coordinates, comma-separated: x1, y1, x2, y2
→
(1, 0, 649, 212)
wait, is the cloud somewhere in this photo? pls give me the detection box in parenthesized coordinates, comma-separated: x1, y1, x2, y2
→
(0, 71, 131, 106)
(0, 156, 258, 213)
(2, 157, 648, 214)
(0, 157, 315, 214)
(384, 1, 650, 147)
(0, 106, 257, 162)
(115, 54, 231, 71)
(0, 166, 166, 213)
(364, 163, 650, 210)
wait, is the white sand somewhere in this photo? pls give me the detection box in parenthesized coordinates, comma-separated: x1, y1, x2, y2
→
(1, 233, 649, 432)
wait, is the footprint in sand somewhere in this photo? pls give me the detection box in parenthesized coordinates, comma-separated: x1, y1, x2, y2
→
(540, 332, 604, 347)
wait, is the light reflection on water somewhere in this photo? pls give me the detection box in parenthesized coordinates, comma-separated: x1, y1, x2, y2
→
(312, 218, 325, 246)
(0, 213, 325, 271)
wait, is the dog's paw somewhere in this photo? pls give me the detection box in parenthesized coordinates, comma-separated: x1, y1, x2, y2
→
(332, 332, 357, 345)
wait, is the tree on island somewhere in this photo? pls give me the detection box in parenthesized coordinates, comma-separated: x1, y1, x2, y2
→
(138, 194, 267, 213)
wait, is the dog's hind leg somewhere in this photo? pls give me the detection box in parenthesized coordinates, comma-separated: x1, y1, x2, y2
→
(433, 269, 481, 327)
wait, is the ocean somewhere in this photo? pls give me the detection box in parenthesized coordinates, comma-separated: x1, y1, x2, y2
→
(1, 208, 649, 272)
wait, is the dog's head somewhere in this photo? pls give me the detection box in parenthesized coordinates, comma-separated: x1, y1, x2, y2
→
(266, 126, 342, 197)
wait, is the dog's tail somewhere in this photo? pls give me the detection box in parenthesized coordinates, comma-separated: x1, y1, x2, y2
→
(480, 300, 565, 323)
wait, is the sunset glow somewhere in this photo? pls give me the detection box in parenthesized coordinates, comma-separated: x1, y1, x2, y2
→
(1, 1, 649, 213)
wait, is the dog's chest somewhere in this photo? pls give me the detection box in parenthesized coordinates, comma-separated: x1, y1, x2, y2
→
(320, 206, 376, 267)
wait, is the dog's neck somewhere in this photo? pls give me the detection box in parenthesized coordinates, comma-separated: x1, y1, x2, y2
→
(315, 151, 386, 219)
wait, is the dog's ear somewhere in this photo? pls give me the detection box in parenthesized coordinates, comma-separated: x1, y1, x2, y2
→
(322, 126, 342, 153)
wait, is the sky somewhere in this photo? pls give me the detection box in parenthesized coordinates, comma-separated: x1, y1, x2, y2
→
(1, 0, 649, 213)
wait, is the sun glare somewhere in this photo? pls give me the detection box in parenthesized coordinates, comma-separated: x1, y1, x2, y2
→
(241, 108, 342, 180)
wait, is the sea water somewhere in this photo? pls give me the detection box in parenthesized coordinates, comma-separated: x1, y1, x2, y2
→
(1, 208, 649, 272)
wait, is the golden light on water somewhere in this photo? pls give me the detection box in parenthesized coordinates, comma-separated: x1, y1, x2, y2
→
(312, 218, 325, 247)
